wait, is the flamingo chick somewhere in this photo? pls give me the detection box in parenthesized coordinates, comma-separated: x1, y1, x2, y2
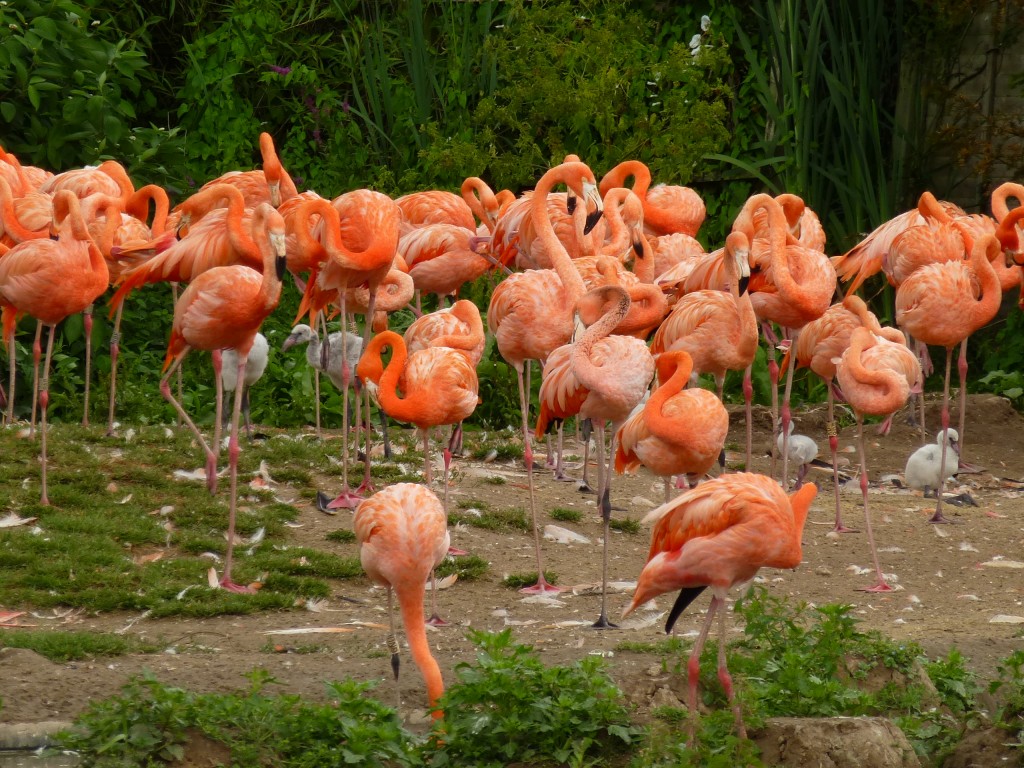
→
(221, 332, 269, 440)
(354, 483, 448, 719)
(904, 429, 960, 502)
(776, 421, 819, 491)
(623, 473, 817, 744)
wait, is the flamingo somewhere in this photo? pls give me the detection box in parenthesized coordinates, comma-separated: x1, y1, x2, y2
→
(158, 203, 286, 593)
(623, 473, 817, 743)
(836, 327, 923, 591)
(400, 224, 493, 304)
(650, 231, 758, 466)
(200, 132, 298, 208)
(395, 187, 475, 235)
(537, 285, 654, 623)
(895, 233, 1002, 523)
(221, 332, 269, 440)
(599, 159, 705, 237)
(776, 421, 818, 490)
(487, 160, 603, 594)
(0, 191, 109, 504)
(355, 330, 478, 624)
(354, 483, 448, 719)
(780, 294, 905, 529)
(733, 193, 836, 485)
(905, 429, 960, 499)
(614, 350, 729, 502)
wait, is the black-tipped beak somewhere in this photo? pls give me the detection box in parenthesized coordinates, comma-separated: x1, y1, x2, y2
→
(566, 193, 577, 215)
(584, 208, 603, 235)
(275, 254, 287, 281)
(632, 237, 644, 259)
(738, 275, 750, 295)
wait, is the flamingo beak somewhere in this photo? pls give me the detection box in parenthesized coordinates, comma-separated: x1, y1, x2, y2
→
(269, 181, 281, 208)
(566, 191, 577, 215)
(632, 237, 644, 260)
(582, 181, 603, 235)
(738, 275, 750, 295)
(271, 233, 287, 280)
(281, 333, 299, 353)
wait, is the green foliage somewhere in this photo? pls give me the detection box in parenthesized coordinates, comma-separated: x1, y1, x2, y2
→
(0, 630, 157, 662)
(58, 672, 422, 768)
(989, 650, 1024, 744)
(0, 0, 182, 180)
(502, 572, 558, 590)
(550, 507, 583, 523)
(427, 629, 643, 767)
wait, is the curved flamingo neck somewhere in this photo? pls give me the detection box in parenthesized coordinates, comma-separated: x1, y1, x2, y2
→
(599, 160, 651, 198)
(995, 206, 1024, 253)
(967, 234, 1002, 332)
(991, 182, 1024, 222)
(298, 199, 336, 265)
(126, 185, 170, 235)
(97, 161, 134, 204)
(917, 191, 950, 223)
(369, 330, 419, 423)
(571, 286, 630, 389)
(532, 163, 590, 302)
(252, 204, 286, 307)
(54, 191, 108, 279)
(461, 177, 498, 233)
(844, 328, 907, 412)
(643, 351, 692, 443)
(180, 183, 246, 222)
(394, 581, 444, 718)
(0, 176, 44, 242)
(434, 301, 484, 352)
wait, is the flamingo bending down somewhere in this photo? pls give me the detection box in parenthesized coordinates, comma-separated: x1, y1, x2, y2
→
(488, 160, 603, 594)
(158, 203, 287, 592)
(615, 350, 729, 502)
(0, 192, 109, 504)
(599, 159, 705, 237)
(200, 131, 298, 208)
(354, 483, 448, 719)
(538, 285, 654, 623)
(895, 233, 1002, 523)
(623, 473, 817, 744)
(836, 327, 922, 591)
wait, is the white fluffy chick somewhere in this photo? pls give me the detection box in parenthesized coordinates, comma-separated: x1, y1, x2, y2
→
(904, 429, 959, 497)
(221, 332, 270, 438)
(777, 421, 819, 489)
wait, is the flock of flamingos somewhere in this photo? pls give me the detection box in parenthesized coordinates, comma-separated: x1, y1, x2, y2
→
(1, 132, 1023, 737)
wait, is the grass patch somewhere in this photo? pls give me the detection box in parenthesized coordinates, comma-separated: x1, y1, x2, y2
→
(609, 518, 641, 534)
(449, 506, 529, 532)
(502, 571, 558, 590)
(615, 637, 688, 655)
(436, 554, 489, 582)
(483, 475, 506, 485)
(325, 528, 356, 543)
(550, 507, 582, 523)
(0, 630, 159, 662)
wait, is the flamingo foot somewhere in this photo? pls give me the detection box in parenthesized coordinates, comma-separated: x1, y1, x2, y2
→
(590, 612, 619, 630)
(355, 479, 377, 495)
(325, 488, 364, 510)
(832, 522, 859, 534)
(219, 577, 257, 594)
(426, 614, 450, 627)
(520, 578, 565, 595)
(577, 480, 595, 494)
(553, 470, 577, 483)
(928, 510, 956, 524)
(447, 546, 469, 556)
(857, 580, 895, 593)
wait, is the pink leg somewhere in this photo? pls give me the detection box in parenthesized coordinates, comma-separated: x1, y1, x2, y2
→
(160, 350, 219, 495)
(856, 415, 893, 592)
(929, 348, 954, 524)
(686, 595, 718, 745)
(553, 422, 574, 482)
(6, 331, 16, 424)
(828, 386, 855, 533)
(716, 597, 746, 739)
(956, 337, 968, 463)
(211, 350, 224, 460)
(172, 284, 183, 428)
(30, 321, 41, 438)
(591, 421, 616, 629)
(81, 305, 93, 426)
(356, 386, 377, 495)
(779, 331, 798, 489)
(220, 352, 255, 593)
(325, 303, 363, 510)
(743, 363, 753, 470)
(766, 335, 780, 480)
(38, 326, 55, 506)
(519, 363, 562, 595)
(106, 303, 124, 436)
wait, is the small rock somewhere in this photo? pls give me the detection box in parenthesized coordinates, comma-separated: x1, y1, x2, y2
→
(815, 566, 833, 576)
(752, 717, 921, 767)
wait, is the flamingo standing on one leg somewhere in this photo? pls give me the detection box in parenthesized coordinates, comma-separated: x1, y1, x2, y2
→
(615, 350, 729, 502)
(487, 160, 603, 594)
(0, 192, 109, 504)
(158, 203, 287, 592)
(837, 327, 923, 591)
(354, 482, 448, 719)
(623, 473, 817, 744)
(895, 234, 1002, 523)
(537, 285, 654, 625)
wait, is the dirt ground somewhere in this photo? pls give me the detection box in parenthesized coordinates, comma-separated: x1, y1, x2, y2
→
(2, 393, 1023, 731)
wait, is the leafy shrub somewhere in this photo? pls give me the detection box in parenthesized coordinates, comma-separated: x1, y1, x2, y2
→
(427, 629, 643, 767)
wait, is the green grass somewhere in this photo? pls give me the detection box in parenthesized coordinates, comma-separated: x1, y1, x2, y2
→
(436, 554, 490, 582)
(449, 504, 529, 532)
(550, 507, 582, 522)
(0, 630, 159, 662)
(502, 571, 558, 590)
(609, 518, 641, 534)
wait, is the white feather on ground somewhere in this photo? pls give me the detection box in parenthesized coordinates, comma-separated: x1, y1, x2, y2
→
(904, 429, 959, 493)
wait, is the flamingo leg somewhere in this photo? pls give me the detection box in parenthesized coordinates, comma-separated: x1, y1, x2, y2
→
(37, 325, 55, 506)
(915, 338, 927, 442)
(956, 337, 968, 462)
(212, 350, 224, 460)
(779, 330, 798, 490)
(743, 363, 754, 471)
(685, 594, 719, 745)
(855, 414, 893, 592)
(591, 421, 617, 629)
(356, 385, 376, 495)
(6, 329, 16, 425)
(553, 422, 574, 482)
(579, 418, 594, 493)
(766, 331, 780, 480)
(715, 595, 746, 739)
(172, 283, 183, 428)
(106, 302, 124, 436)
(30, 321, 41, 437)
(160, 350, 218, 495)
(81, 304, 92, 426)
(386, 588, 401, 713)
(929, 348, 955, 524)
(325, 301, 363, 509)
(828, 385, 855, 533)
(422, 428, 432, 485)
(519, 363, 562, 595)
(220, 350, 255, 593)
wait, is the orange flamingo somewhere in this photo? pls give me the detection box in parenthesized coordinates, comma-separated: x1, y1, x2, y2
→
(895, 233, 1002, 523)
(400, 223, 492, 303)
(599, 159, 705, 237)
(615, 350, 729, 501)
(487, 160, 603, 593)
(781, 295, 904, 529)
(837, 327, 922, 591)
(158, 203, 286, 592)
(37, 160, 134, 204)
(537, 285, 654, 622)
(733, 193, 836, 484)
(200, 132, 298, 208)
(623, 473, 817, 743)
(650, 231, 758, 465)
(0, 192, 109, 504)
(395, 188, 475, 235)
(460, 176, 503, 235)
(354, 483, 448, 718)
